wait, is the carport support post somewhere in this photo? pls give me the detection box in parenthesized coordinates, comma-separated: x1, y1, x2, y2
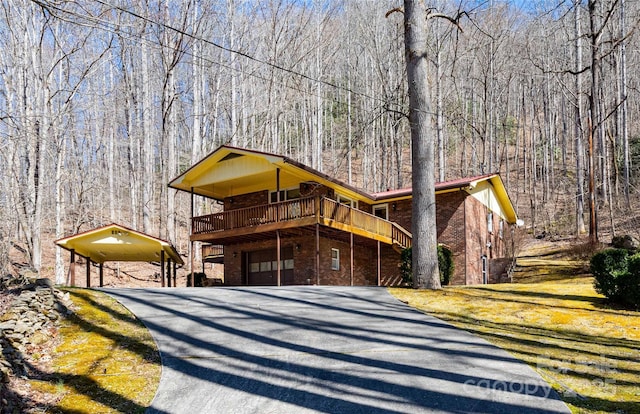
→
(167, 259, 172, 288)
(173, 261, 177, 287)
(86, 257, 91, 288)
(161, 250, 166, 287)
(70, 249, 76, 287)
(99, 263, 104, 287)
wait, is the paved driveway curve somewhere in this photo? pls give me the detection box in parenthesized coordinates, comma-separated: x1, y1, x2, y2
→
(103, 286, 570, 414)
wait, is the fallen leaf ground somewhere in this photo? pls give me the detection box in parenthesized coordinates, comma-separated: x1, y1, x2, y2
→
(29, 289, 160, 413)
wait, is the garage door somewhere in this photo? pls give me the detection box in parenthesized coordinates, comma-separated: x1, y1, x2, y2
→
(247, 247, 294, 285)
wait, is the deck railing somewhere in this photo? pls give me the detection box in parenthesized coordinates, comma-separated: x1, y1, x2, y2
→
(201, 244, 223, 258)
(192, 196, 411, 249)
(192, 197, 316, 233)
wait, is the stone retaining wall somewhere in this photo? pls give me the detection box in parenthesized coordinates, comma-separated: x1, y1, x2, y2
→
(0, 275, 73, 384)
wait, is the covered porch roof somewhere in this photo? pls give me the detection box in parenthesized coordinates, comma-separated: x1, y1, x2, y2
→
(168, 145, 373, 203)
(55, 223, 184, 265)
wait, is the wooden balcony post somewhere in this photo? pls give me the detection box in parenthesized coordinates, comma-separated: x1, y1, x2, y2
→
(276, 168, 280, 222)
(377, 240, 381, 286)
(316, 223, 320, 285)
(189, 187, 195, 287)
(349, 229, 353, 286)
(276, 229, 281, 286)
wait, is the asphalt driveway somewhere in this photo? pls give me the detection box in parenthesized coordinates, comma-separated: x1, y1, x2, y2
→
(103, 286, 570, 414)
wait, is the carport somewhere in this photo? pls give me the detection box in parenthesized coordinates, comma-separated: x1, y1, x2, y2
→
(55, 223, 184, 287)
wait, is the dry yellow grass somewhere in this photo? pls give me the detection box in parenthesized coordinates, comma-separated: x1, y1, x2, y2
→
(30, 289, 160, 413)
(389, 278, 640, 414)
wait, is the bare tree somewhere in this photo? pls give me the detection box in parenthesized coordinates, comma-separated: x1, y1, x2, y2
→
(401, 1, 441, 289)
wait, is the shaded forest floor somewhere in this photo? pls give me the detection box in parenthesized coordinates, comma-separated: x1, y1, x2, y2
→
(512, 237, 594, 283)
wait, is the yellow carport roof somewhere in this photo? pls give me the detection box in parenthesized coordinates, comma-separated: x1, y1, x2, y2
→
(55, 223, 184, 265)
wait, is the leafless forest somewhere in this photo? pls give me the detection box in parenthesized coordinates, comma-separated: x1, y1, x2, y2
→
(1, 0, 639, 283)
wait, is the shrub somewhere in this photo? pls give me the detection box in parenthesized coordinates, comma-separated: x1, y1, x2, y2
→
(590, 249, 629, 301)
(400, 246, 454, 286)
(400, 247, 412, 285)
(590, 249, 640, 309)
(438, 245, 454, 286)
(621, 254, 640, 310)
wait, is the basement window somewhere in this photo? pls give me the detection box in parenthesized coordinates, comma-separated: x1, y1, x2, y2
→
(331, 248, 340, 271)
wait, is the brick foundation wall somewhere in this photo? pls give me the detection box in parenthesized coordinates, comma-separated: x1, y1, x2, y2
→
(216, 185, 511, 286)
(221, 233, 391, 286)
(380, 244, 404, 286)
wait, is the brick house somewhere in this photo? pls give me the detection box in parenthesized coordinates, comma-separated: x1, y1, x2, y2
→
(169, 145, 519, 286)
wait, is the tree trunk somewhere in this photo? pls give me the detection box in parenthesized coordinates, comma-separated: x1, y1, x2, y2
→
(619, 0, 630, 207)
(574, 1, 587, 234)
(404, 0, 441, 290)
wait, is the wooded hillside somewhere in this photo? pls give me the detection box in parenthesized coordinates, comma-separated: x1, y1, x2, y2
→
(1, 0, 639, 281)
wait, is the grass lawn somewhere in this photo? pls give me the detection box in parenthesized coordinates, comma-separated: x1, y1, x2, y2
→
(389, 277, 640, 414)
(30, 288, 161, 413)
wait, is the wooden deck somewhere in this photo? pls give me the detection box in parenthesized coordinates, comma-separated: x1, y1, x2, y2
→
(191, 196, 412, 249)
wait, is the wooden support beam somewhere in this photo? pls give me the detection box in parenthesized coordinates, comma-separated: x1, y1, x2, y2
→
(316, 224, 320, 285)
(161, 250, 166, 288)
(86, 257, 91, 288)
(70, 249, 76, 287)
(173, 260, 177, 287)
(377, 240, 381, 286)
(190, 187, 195, 287)
(350, 207, 354, 286)
(167, 259, 172, 288)
(276, 230, 281, 286)
(350, 232, 354, 286)
(99, 263, 104, 287)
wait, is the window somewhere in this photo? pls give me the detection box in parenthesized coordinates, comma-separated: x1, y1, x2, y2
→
(337, 194, 357, 208)
(499, 219, 504, 239)
(270, 187, 301, 203)
(331, 248, 340, 271)
(487, 213, 493, 234)
(284, 259, 294, 270)
(260, 261, 271, 272)
(372, 204, 389, 220)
